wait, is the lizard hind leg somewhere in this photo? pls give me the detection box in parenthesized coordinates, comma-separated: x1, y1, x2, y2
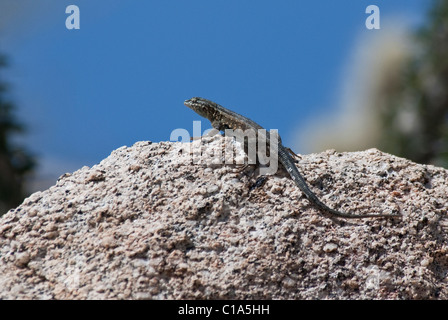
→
(286, 147, 301, 163)
(234, 163, 250, 173)
(231, 162, 265, 189)
(249, 176, 268, 191)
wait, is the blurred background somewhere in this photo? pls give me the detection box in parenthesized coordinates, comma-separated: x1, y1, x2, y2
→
(0, 0, 445, 214)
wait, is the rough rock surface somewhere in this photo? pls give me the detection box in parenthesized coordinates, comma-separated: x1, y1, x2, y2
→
(1, 136, 448, 299)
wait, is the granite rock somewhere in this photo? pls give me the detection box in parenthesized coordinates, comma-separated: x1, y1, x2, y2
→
(1, 136, 448, 299)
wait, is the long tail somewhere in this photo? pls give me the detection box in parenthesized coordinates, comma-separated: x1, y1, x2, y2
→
(278, 147, 401, 219)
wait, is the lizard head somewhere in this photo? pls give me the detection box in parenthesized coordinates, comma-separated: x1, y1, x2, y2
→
(184, 97, 216, 120)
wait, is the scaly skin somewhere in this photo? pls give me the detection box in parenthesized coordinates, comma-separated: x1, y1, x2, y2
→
(185, 97, 401, 219)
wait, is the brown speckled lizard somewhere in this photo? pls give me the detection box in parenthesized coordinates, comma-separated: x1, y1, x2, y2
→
(185, 97, 400, 219)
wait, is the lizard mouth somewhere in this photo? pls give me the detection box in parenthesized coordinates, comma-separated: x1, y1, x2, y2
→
(184, 97, 204, 110)
(184, 97, 197, 108)
(184, 97, 214, 119)
(184, 97, 201, 106)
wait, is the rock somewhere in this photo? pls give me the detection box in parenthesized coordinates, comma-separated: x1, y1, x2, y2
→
(1, 138, 448, 299)
(323, 243, 338, 253)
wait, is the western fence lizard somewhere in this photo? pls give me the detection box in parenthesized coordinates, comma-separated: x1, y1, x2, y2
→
(184, 97, 400, 219)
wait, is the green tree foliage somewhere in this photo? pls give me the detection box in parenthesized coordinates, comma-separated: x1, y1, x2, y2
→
(0, 53, 36, 214)
(379, 0, 448, 166)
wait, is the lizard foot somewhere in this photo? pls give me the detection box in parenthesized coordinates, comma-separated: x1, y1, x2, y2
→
(249, 176, 268, 191)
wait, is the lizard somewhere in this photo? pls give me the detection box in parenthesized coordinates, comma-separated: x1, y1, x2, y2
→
(184, 97, 401, 219)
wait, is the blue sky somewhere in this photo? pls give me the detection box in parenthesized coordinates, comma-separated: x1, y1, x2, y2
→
(0, 0, 429, 190)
